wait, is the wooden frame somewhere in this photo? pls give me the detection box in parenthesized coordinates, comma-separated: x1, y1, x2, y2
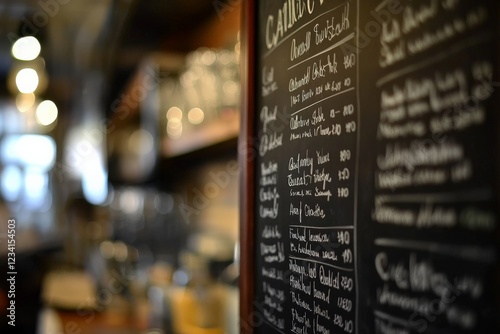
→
(239, 1, 256, 333)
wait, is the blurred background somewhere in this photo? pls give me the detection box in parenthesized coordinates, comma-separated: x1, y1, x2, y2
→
(0, 0, 241, 333)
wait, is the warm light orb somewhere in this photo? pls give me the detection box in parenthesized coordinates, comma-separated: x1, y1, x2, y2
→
(12, 36, 41, 61)
(15, 68, 39, 93)
(187, 107, 205, 125)
(35, 100, 58, 126)
(167, 119, 182, 139)
(166, 107, 183, 121)
(16, 93, 36, 112)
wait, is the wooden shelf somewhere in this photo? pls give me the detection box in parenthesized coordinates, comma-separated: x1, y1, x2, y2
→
(161, 112, 240, 158)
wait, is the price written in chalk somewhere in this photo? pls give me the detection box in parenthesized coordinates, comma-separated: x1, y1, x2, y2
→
(338, 168, 350, 181)
(340, 150, 351, 162)
(342, 249, 353, 264)
(338, 187, 349, 198)
(333, 313, 354, 333)
(343, 104, 354, 116)
(337, 231, 350, 245)
(345, 121, 356, 133)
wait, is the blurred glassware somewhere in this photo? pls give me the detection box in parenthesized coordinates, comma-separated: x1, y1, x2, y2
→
(147, 262, 174, 334)
(161, 47, 240, 141)
(168, 251, 225, 334)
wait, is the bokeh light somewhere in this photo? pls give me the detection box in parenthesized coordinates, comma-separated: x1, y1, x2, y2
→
(166, 106, 182, 121)
(15, 68, 39, 93)
(35, 100, 58, 126)
(15, 93, 36, 112)
(11, 36, 41, 61)
(187, 107, 205, 124)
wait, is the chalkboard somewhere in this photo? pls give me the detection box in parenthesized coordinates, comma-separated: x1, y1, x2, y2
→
(239, 1, 500, 334)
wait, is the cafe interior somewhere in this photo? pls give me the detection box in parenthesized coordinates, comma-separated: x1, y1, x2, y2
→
(0, 0, 242, 333)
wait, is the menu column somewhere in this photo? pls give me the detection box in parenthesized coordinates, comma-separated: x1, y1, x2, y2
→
(359, 1, 498, 333)
(255, 1, 361, 333)
(256, 105, 286, 331)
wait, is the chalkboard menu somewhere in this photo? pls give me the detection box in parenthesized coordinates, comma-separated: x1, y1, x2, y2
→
(240, 0, 500, 333)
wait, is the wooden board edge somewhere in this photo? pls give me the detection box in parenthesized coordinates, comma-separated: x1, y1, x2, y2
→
(239, 0, 257, 333)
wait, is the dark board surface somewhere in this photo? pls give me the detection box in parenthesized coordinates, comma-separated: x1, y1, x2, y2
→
(251, 1, 499, 333)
